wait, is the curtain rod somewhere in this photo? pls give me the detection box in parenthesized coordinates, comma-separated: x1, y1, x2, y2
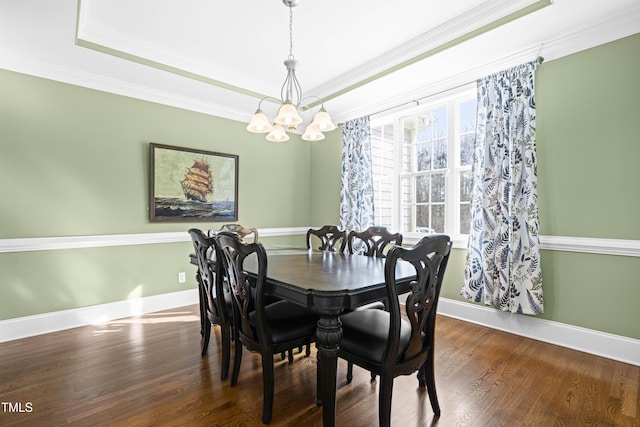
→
(366, 56, 544, 119)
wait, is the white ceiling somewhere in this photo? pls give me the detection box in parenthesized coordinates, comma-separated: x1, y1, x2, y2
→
(1, 0, 639, 127)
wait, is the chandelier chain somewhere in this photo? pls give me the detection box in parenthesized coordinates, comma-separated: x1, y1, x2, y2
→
(288, 5, 294, 60)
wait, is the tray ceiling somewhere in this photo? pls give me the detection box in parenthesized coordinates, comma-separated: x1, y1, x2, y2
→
(2, 0, 639, 125)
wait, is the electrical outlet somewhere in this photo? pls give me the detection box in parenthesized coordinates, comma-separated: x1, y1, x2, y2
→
(178, 272, 186, 283)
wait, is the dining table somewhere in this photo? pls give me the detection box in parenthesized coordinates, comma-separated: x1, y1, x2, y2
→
(242, 247, 418, 427)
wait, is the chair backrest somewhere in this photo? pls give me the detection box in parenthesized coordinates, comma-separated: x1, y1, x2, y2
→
(306, 225, 346, 252)
(347, 226, 402, 257)
(211, 224, 259, 243)
(188, 228, 228, 323)
(384, 235, 452, 368)
(215, 231, 270, 348)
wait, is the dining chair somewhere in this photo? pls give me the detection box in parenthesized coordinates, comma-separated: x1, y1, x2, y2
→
(306, 225, 346, 252)
(215, 223, 305, 362)
(188, 228, 233, 380)
(211, 223, 259, 243)
(347, 226, 402, 258)
(345, 225, 403, 381)
(215, 232, 319, 424)
(338, 235, 452, 427)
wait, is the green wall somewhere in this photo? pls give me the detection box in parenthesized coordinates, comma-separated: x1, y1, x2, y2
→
(0, 70, 340, 319)
(440, 33, 640, 340)
(1, 33, 639, 341)
(536, 33, 640, 240)
(309, 133, 343, 226)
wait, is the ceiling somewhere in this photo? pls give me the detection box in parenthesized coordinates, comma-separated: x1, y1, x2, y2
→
(1, 0, 639, 128)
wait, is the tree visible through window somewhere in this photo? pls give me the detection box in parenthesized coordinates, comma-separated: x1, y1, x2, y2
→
(371, 88, 476, 237)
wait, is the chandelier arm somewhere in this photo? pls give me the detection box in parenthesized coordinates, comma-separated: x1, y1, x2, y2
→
(292, 72, 302, 107)
(280, 72, 292, 103)
(299, 95, 322, 110)
(257, 96, 284, 110)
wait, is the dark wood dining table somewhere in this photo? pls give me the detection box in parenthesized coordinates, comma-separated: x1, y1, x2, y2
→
(243, 248, 417, 427)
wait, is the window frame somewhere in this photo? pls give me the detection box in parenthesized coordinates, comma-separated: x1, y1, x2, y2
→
(370, 84, 476, 242)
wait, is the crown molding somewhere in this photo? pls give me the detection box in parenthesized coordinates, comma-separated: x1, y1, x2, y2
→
(332, 10, 640, 124)
(3, 1, 638, 126)
(0, 48, 250, 123)
(313, 0, 550, 99)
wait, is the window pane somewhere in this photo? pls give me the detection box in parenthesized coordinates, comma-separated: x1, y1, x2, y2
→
(401, 205, 412, 232)
(432, 173, 445, 202)
(433, 138, 447, 169)
(371, 123, 395, 230)
(417, 142, 430, 171)
(432, 204, 445, 233)
(460, 170, 471, 202)
(459, 99, 476, 167)
(416, 175, 429, 203)
(432, 108, 448, 139)
(416, 205, 429, 230)
(459, 203, 471, 234)
(459, 99, 477, 133)
(460, 134, 475, 167)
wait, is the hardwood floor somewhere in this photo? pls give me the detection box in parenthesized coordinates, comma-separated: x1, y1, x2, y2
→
(1, 304, 638, 426)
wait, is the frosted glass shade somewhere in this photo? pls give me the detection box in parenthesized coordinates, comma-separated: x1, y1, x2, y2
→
(274, 102, 303, 128)
(302, 122, 325, 141)
(266, 124, 290, 142)
(247, 110, 273, 133)
(312, 107, 336, 131)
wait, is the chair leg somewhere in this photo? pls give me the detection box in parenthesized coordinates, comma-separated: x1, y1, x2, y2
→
(196, 275, 205, 335)
(370, 371, 377, 382)
(230, 338, 243, 387)
(220, 323, 231, 380)
(422, 353, 441, 417)
(346, 362, 354, 383)
(305, 343, 311, 357)
(287, 349, 294, 363)
(201, 319, 211, 356)
(262, 353, 275, 424)
(378, 374, 394, 427)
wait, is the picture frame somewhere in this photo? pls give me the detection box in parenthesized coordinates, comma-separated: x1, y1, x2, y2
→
(149, 143, 239, 222)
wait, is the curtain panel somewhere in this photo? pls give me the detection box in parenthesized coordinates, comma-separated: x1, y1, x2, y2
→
(461, 61, 543, 315)
(339, 116, 375, 235)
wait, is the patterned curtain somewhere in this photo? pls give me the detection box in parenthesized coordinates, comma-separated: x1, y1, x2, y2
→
(339, 116, 375, 234)
(461, 61, 543, 315)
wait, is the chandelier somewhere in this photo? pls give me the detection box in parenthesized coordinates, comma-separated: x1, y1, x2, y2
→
(246, 0, 336, 142)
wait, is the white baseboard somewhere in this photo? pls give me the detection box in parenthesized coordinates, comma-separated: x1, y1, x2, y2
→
(2, 290, 637, 367)
(0, 289, 199, 343)
(437, 298, 640, 366)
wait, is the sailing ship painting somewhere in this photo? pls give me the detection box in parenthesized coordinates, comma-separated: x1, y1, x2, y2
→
(150, 143, 238, 222)
(181, 159, 213, 202)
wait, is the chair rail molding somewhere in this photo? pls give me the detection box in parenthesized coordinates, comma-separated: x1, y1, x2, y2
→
(0, 231, 639, 257)
(0, 228, 310, 253)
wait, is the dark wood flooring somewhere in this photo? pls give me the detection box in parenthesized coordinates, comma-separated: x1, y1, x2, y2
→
(0, 304, 638, 426)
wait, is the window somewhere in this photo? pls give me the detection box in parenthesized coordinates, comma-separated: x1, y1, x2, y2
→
(370, 86, 477, 238)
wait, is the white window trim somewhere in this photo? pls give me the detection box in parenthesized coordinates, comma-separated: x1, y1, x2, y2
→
(371, 83, 476, 242)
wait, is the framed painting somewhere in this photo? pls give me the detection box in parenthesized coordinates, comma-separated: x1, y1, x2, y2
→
(149, 143, 238, 222)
